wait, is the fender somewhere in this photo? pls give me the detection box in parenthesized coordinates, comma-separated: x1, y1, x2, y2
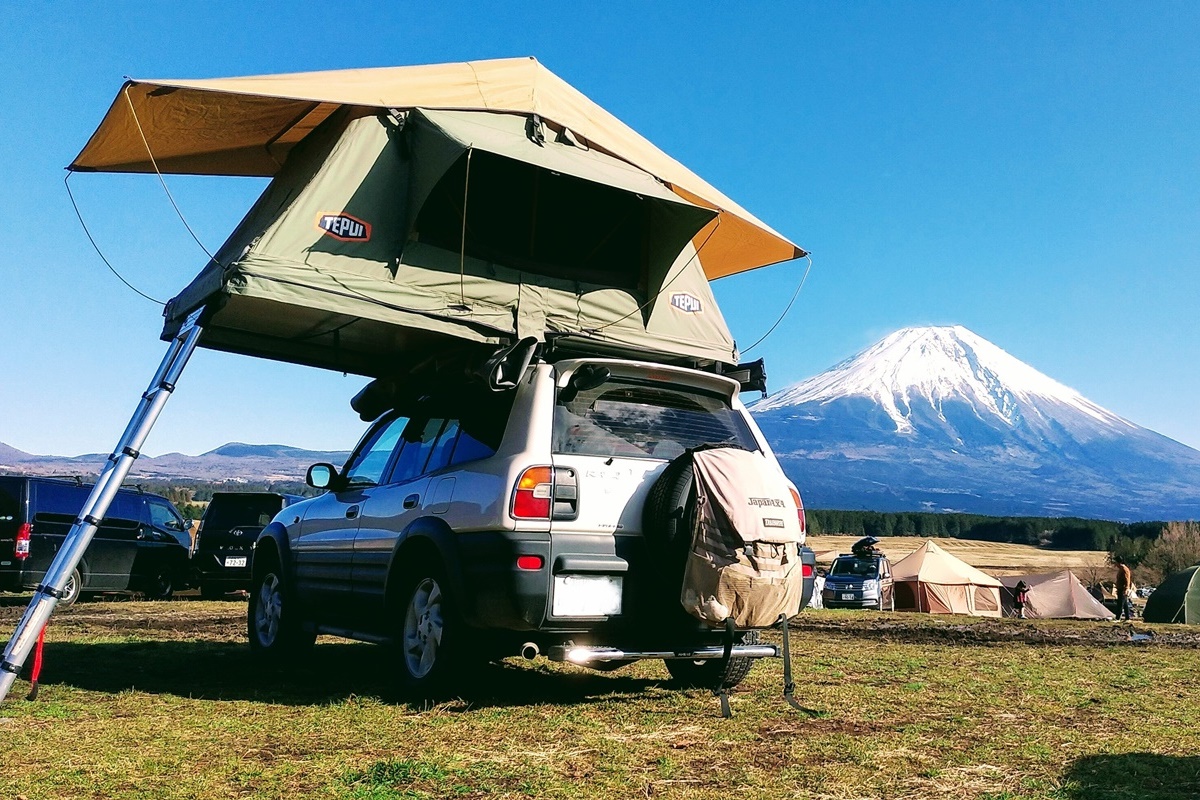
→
(251, 521, 295, 585)
(385, 516, 468, 612)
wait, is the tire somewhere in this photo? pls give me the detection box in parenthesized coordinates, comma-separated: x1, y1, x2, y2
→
(664, 630, 759, 691)
(247, 552, 314, 659)
(143, 572, 174, 601)
(57, 568, 82, 607)
(393, 565, 466, 692)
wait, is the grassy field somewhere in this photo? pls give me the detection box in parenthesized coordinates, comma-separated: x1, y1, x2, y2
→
(806, 536, 1110, 577)
(2, 597, 1199, 799)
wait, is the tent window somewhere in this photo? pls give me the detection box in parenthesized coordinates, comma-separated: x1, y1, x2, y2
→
(414, 150, 649, 290)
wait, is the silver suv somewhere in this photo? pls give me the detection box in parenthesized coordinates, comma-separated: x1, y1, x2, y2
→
(247, 357, 814, 692)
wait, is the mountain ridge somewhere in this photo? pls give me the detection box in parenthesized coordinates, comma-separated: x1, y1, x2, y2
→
(752, 325, 1200, 521)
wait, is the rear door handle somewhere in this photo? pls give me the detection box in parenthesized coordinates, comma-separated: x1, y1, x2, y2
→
(403, 494, 420, 509)
(345, 505, 360, 520)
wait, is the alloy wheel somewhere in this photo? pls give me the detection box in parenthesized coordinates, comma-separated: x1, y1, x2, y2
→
(402, 577, 445, 679)
(254, 573, 283, 648)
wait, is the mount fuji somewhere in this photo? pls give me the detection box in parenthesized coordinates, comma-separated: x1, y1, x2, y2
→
(752, 326, 1200, 521)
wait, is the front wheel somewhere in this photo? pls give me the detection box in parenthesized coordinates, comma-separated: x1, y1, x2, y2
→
(247, 558, 314, 659)
(57, 568, 82, 607)
(143, 572, 174, 601)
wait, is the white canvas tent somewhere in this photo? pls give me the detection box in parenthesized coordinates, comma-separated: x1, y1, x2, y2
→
(999, 571, 1114, 620)
(891, 540, 1003, 617)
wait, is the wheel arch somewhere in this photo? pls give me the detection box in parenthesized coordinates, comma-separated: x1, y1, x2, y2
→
(384, 516, 466, 613)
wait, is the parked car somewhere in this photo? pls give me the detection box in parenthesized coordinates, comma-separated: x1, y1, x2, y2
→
(247, 357, 816, 693)
(0, 476, 192, 604)
(822, 539, 894, 610)
(194, 492, 304, 598)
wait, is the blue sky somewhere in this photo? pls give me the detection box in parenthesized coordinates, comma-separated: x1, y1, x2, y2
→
(1, 2, 1198, 456)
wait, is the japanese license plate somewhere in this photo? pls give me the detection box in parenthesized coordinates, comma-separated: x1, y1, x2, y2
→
(841, 593, 856, 600)
(552, 574, 622, 617)
(224, 556, 248, 568)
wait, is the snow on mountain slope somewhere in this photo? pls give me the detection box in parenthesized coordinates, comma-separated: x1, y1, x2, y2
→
(752, 326, 1200, 521)
(754, 325, 1132, 436)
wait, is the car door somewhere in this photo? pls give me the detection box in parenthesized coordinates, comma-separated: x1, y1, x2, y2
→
(351, 416, 455, 629)
(292, 414, 409, 623)
(131, 498, 191, 591)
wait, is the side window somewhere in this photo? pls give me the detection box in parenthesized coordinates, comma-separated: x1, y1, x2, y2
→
(389, 418, 447, 484)
(450, 428, 498, 465)
(343, 415, 410, 487)
(149, 500, 185, 532)
(424, 420, 461, 475)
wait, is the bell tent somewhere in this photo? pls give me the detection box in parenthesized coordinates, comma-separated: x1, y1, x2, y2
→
(891, 540, 1003, 617)
(999, 571, 1114, 620)
(1142, 565, 1200, 624)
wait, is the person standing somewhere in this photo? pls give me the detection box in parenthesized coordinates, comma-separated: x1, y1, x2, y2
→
(1114, 559, 1134, 621)
(1014, 580, 1030, 619)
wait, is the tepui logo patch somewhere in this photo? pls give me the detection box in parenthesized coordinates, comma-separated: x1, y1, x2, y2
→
(316, 213, 372, 242)
(670, 292, 703, 314)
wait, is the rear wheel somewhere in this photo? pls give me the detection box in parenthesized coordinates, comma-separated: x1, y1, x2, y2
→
(247, 554, 314, 659)
(394, 565, 468, 692)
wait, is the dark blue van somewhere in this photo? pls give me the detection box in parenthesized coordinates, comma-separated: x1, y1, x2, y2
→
(0, 476, 192, 604)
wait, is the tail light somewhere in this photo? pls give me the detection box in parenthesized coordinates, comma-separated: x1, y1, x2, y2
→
(511, 466, 579, 521)
(802, 563, 814, 578)
(516, 555, 544, 571)
(788, 487, 806, 536)
(14, 523, 31, 560)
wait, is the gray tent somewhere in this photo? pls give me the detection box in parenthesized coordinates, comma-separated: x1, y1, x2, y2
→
(999, 571, 1114, 620)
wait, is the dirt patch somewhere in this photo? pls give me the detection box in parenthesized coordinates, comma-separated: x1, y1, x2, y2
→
(790, 613, 1200, 648)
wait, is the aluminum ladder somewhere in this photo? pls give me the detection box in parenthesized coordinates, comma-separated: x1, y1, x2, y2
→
(0, 311, 204, 702)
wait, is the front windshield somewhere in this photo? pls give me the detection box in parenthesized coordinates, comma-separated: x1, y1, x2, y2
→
(830, 557, 880, 577)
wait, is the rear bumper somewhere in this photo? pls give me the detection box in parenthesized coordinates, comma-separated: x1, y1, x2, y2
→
(0, 566, 31, 593)
(194, 549, 254, 587)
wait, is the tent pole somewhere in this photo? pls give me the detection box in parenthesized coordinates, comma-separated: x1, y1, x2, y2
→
(0, 310, 205, 703)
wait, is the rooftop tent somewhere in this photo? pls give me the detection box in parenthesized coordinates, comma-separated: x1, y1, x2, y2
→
(890, 540, 1003, 617)
(161, 105, 733, 374)
(70, 58, 804, 280)
(70, 59, 797, 374)
(1142, 565, 1200, 624)
(999, 571, 1114, 620)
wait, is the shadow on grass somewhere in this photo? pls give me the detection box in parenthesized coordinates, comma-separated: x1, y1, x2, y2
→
(1062, 753, 1200, 800)
(27, 640, 670, 710)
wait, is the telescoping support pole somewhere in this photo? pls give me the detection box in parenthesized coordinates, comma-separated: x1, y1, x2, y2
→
(0, 311, 205, 703)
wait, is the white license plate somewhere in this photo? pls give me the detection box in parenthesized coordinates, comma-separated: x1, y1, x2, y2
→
(841, 593, 856, 600)
(224, 556, 248, 568)
(553, 574, 622, 617)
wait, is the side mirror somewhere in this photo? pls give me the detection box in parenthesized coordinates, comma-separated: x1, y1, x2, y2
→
(307, 463, 340, 490)
(183, 519, 194, 531)
(559, 364, 612, 403)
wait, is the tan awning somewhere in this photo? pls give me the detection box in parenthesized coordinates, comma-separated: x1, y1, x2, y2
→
(70, 57, 804, 279)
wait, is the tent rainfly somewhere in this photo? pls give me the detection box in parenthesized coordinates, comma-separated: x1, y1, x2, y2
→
(1142, 565, 1200, 624)
(890, 540, 1004, 617)
(999, 571, 1114, 620)
(70, 58, 807, 376)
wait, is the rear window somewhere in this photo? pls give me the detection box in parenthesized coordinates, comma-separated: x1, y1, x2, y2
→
(202, 495, 284, 530)
(553, 377, 758, 460)
(830, 557, 881, 578)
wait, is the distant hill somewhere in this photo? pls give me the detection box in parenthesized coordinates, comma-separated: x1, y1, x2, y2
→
(0, 441, 351, 482)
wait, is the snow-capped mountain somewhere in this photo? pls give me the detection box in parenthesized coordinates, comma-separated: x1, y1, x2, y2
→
(753, 326, 1200, 521)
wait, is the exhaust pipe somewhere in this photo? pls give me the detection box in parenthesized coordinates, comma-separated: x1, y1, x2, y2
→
(520, 642, 540, 660)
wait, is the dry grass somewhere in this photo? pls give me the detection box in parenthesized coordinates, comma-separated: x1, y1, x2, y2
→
(1, 596, 1199, 799)
(807, 535, 1110, 576)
